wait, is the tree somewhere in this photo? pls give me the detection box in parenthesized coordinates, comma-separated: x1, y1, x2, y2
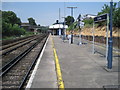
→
(28, 17, 37, 26)
(113, 8, 120, 28)
(97, 3, 120, 28)
(2, 10, 26, 37)
(98, 3, 117, 15)
(65, 16, 74, 26)
(2, 11, 21, 26)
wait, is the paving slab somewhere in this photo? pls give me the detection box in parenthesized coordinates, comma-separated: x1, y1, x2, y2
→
(53, 36, 118, 88)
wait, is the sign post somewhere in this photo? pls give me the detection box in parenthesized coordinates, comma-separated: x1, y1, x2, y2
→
(93, 13, 111, 68)
(92, 21, 95, 54)
(106, 14, 109, 60)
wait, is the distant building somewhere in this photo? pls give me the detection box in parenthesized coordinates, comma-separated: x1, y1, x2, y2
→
(49, 22, 68, 35)
(21, 23, 41, 34)
(83, 14, 97, 19)
(21, 23, 31, 31)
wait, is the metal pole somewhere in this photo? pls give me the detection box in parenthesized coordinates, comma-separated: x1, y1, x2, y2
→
(64, 2, 66, 37)
(78, 14, 82, 45)
(71, 8, 73, 17)
(107, 0, 113, 69)
(59, 8, 61, 36)
(59, 8, 60, 21)
(92, 21, 95, 54)
(106, 14, 109, 60)
(79, 28, 82, 45)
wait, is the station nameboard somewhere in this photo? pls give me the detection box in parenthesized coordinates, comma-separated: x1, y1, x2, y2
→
(94, 14, 108, 22)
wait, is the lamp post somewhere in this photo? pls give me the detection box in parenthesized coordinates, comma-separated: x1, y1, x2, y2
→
(107, 0, 113, 69)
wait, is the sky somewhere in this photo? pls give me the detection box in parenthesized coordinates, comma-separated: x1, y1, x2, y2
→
(1, 2, 116, 26)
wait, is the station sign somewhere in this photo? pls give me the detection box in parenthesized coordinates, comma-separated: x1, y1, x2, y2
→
(94, 14, 108, 22)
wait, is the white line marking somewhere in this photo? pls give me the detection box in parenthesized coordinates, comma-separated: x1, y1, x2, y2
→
(25, 35, 50, 89)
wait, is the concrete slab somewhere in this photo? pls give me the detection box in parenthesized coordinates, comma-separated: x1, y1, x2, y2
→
(53, 36, 118, 88)
(30, 36, 57, 88)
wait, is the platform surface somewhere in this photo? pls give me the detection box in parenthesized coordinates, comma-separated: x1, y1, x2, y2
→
(53, 36, 118, 88)
(29, 35, 118, 88)
(30, 36, 57, 88)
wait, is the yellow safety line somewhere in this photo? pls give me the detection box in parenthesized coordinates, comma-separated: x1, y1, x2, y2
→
(51, 35, 65, 90)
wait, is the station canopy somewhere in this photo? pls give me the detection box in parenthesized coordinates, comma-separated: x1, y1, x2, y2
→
(49, 24, 68, 29)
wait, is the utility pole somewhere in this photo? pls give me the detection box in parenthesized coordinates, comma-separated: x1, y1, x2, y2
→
(67, 7, 77, 17)
(107, 0, 113, 69)
(59, 8, 61, 21)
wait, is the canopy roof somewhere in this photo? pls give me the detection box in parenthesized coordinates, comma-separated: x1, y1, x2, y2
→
(49, 24, 68, 29)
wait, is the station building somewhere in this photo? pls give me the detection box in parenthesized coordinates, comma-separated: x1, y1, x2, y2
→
(49, 22, 68, 35)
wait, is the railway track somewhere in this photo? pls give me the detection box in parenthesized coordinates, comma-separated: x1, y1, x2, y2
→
(1, 34, 48, 89)
(0, 35, 40, 56)
(1, 35, 45, 68)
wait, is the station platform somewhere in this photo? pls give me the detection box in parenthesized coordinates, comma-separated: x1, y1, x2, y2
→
(26, 35, 119, 89)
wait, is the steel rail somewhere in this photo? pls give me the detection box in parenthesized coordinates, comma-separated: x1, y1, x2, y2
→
(1, 37, 38, 56)
(19, 35, 48, 89)
(0, 35, 46, 76)
(1, 36, 37, 50)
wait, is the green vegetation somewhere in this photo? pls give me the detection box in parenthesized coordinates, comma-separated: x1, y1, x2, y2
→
(28, 17, 37, 26)
(2, 11, 21, 26)
(65, 16, 75, 27)
(97, 3, 120, 28)
(2, 11, 27, 38)
(84, 3, 120, 28)
(37, 26, 49, 33)
(113, 8, 120, 27)
(2, 23, 26, 37)
(67, 21, 77, 31)
(66, 3, 120, 31)
(83, 19, 94, 28)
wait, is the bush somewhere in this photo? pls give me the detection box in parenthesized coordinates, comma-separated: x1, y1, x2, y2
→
(2, 23, 26, 37)
(12, 24, 26, 36)
(2, 23, 13, 36)
(83, 19, 93, 25)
